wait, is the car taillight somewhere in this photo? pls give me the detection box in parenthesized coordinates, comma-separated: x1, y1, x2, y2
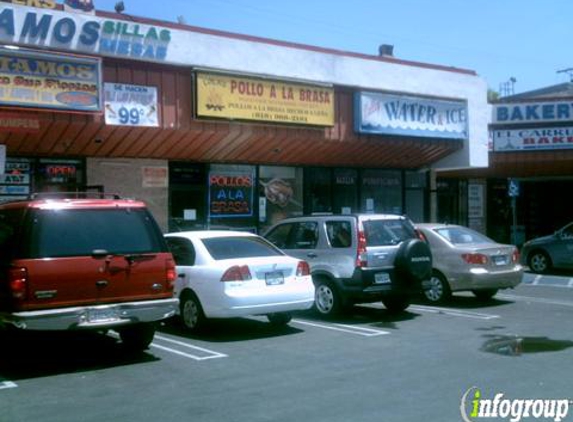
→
(9, 267, 27, 300)
(296, 261, 310, 277)
(416, 229, 428, 243)
(166, 258, 176, 288)
(512, 249, 520, 263)
(462, 253, 488, 265)
(221, 265, 252, 282)
(355, 230, 367, 268)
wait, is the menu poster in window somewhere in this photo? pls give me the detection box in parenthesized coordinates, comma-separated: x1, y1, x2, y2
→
(209, 172, 254, 218)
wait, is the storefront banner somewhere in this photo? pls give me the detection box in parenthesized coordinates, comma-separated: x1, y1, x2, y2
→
(196, 73, 334, 126)
(492, 127, 573, 151)
(354, 92, 468, 139)
(0, 111, 40, 132)
(209, 171, 255, 218)
(0, 4, 172, 63)
(0, 49, 102, 112)
(492, 101, 573, 125)
(104, 83, 158, 127)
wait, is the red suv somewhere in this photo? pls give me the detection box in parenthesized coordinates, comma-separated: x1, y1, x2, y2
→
(0, 195, 178, 351)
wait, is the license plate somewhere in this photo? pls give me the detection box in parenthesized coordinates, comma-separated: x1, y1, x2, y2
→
(374, 272, 391, 284)
(265, 271, 284, 286)
(87, 308, 120, 323)
(493, 256, 508, 266)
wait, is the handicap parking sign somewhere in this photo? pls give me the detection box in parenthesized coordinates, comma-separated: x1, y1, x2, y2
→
(508, 179, 520, 197)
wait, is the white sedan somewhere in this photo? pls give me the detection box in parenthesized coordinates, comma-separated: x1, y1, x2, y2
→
(164, 230, 315, 332)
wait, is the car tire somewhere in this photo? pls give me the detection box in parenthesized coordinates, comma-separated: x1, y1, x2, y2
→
(267, 312, 293, 326)
(472, 289, 498, 301)
(118, 323, 155, 351)
(527, 250, 552, 274)
(423, 271, 451, 304)
(381, 294, 411, 314)
(180, 291, 206, 333)
(314, 278, 343, 317)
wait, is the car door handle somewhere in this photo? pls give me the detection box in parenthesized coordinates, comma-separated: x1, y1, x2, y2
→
(374, 252, 388, 258)
(307, 252, 317, 259)
(177, 273, 186, 278)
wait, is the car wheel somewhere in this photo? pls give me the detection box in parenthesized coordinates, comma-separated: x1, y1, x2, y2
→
(267, 312, 293, 326)
(472, 289, 498, 301)
(180, 291, 206, 333)
(423, 271, 451, 304)
(381, 294, 411, 314)
(314, 279, 342, 317)
(527, 250, 552, 274)
(118, 323, 155, 351)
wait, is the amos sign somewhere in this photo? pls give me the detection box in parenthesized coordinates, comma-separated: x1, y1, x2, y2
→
(0, 4, 171, 61)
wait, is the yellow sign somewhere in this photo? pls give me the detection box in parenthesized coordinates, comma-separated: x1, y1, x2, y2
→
(0, 0, 56, 9)
(196, 73, 334, 126)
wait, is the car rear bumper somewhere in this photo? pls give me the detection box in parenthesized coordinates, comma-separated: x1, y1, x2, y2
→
(0, 298, 179, 331)
(203, 282, 315, 318)
(336, 268, 421, 303)
(446, 266, 524, 292)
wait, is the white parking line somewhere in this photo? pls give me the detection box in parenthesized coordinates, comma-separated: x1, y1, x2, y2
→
(152, 335, 228, 361)
(0, 381, 17, 390)
(409, 305, 500, 320)
(292, 319, 390, 337)
(498, 294, 573, 308)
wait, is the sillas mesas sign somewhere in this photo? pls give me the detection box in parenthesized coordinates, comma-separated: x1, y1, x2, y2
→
(0, 5, 172, 62)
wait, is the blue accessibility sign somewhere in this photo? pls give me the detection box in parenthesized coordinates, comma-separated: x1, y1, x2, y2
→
(508, 179, 520, 197)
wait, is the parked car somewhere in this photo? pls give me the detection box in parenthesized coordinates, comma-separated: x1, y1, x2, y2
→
(164, 230, 315, 332)
(263, 214, 432, 316)
(520, 222, 573, 274)
(0, 195, 179, 351)
(416, 223, 523, 303)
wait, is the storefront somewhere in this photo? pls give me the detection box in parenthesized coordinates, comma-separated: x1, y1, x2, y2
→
(0, 2, 489, 232)
(438, 84, 573, 245)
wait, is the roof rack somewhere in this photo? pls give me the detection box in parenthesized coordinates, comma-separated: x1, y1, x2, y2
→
(30, 192, 122, 200)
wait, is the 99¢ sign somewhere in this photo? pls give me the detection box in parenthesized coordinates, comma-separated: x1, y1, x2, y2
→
(104, 83, 159, 127)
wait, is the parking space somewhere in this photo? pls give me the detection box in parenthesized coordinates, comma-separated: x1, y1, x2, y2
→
(1, 279, 572, 422)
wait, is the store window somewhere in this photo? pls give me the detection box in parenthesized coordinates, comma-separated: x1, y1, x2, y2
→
(360, 169, 402, 214)
(169, 162, 207, 232)
(304, 168, 332, 214)
(259, 166, 303, 231)
(405, 171, 427, 223)
(333, 168, 358, 214)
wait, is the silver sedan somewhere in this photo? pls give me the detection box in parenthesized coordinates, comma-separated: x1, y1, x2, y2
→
(416, 223, 523, 303)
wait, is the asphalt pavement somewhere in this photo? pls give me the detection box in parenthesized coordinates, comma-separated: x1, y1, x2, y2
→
(1, 272, 572, 422)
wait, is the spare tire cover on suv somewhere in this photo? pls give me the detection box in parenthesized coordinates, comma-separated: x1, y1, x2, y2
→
(394, 239, 432, 282)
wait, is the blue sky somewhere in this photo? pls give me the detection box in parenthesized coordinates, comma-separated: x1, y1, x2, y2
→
(94, 0, 571, 94)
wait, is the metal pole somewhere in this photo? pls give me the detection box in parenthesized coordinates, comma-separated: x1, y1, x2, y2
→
(511, 196, 517, 245)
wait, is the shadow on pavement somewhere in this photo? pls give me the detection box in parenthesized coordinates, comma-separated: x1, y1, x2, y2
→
(0, 329, 158, 382)
(158, 317, 304, 343)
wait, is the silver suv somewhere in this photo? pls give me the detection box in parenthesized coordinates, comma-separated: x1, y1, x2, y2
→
(263, 214, 432, 316)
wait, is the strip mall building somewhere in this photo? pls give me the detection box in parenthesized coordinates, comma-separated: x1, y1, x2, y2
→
(0, 2, 489, 233)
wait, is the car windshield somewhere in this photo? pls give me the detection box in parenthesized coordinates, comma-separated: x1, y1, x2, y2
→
(27, 208, 165, 258)
(363, 219, 415, 246)
(433, 226, 493, 245)
(202, 236, 283, 260)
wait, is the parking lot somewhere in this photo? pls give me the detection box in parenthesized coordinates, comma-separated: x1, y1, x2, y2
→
(1, 272, 572, 422)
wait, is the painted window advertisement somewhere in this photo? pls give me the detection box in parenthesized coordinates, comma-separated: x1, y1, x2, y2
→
(104, 83, 159, 127)
(259, 167, 303, 229)
(0, 158, 30, 203)
(209, 171, 255, 218)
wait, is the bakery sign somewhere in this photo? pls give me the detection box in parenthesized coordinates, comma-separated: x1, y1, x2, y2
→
(354, 92, 468, 139)
(492, 127, 573, 152)
(196, 72, 334, 126)
(0, 48, 102, 111)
